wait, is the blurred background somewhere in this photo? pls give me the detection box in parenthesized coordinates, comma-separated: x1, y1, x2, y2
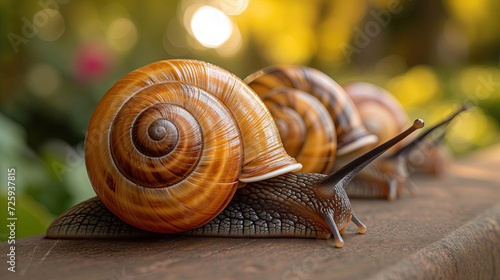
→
(1, 0, 499, 240)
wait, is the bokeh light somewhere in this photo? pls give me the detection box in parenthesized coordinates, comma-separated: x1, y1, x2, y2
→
(386, 65, 440, 108)
(26, 64, 61, 97)
(447, 108, 500, 152)
(71, 42, 114, 85)
(190, 6, 232, 47)
(216, 23, 243, 57)
(214, 0, 249, 15)
(264, 25, 316, 65)
(459, 66, 500, 101)
(34, 9, 65, 42)
(164, 18, 189, 56)
(106, 18, 138, 52)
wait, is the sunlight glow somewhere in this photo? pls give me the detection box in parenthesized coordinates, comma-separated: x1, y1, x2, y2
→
(190, 6, 232, 47)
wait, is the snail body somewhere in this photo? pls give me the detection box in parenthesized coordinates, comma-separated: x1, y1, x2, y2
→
(47, 59, 423, 248)
(406, 136, 450, 176)
(47, 172, 356, 242)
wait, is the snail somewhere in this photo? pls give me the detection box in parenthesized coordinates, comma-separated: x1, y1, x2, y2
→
(342, 82, 449, 176)
(337, 109, 466, 200)
(405, 131, 450, 176)
(342, 82, 470, 197)
(46, 59, 423, 248)
(245, 68, 465, 200)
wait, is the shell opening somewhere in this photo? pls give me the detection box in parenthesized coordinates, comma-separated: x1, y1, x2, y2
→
(239, 163, 303, 182)
(337, 134, 378, 156)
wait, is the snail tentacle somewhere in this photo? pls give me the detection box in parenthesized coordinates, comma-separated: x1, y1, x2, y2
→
(351, 214, 366, 234)
(323, 212, 344, 248)
(320, 119, 424, 190)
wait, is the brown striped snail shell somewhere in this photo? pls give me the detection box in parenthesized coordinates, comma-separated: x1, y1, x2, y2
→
(258, 87, 337, 173)
(343, 82, 410, 151)
(245, 65, 379, 159)
(47, 60, 424, 247)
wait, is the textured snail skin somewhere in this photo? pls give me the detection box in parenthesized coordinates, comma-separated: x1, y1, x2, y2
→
(46, 173, 350, 240)
(340, 156, 410, 200)
(84, 60, 301, 234)
(407, 143, 450, 176)
(188, 173, 352, 238)
(45, 197, 158, 238)
(245, 66, 378, 157)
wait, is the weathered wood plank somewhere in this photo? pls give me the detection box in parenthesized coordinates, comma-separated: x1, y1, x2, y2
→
(2, 145, 500, 280)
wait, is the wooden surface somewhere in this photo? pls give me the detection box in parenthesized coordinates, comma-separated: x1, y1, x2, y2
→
(2, 146, 500, 280)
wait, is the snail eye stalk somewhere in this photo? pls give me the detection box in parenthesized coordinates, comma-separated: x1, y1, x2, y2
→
(320, 119, 424, 190)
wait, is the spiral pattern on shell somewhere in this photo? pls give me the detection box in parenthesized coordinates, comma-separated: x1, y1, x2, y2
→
(245, 66, 378, 156)
(260, 87, 337, 173)
(85, 60, 301, 233)
(343, 82, 410, 150)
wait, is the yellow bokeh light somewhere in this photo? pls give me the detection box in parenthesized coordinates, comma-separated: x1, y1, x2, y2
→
(444, 0, 498, 47)
(386, 65, 440, 108)
(459, 66, 500, 101)
(190, 6, 232, 47)
(447, 108, 500, 152)
(264, 25, 316, 65)
(26, 64, 60, 97)
(213, 0, 249, 15)
(445, 0, 489, 24)
(35, 9, 65, 42)
(317, 18, 353, 63)
(106, 18, 138, 53)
